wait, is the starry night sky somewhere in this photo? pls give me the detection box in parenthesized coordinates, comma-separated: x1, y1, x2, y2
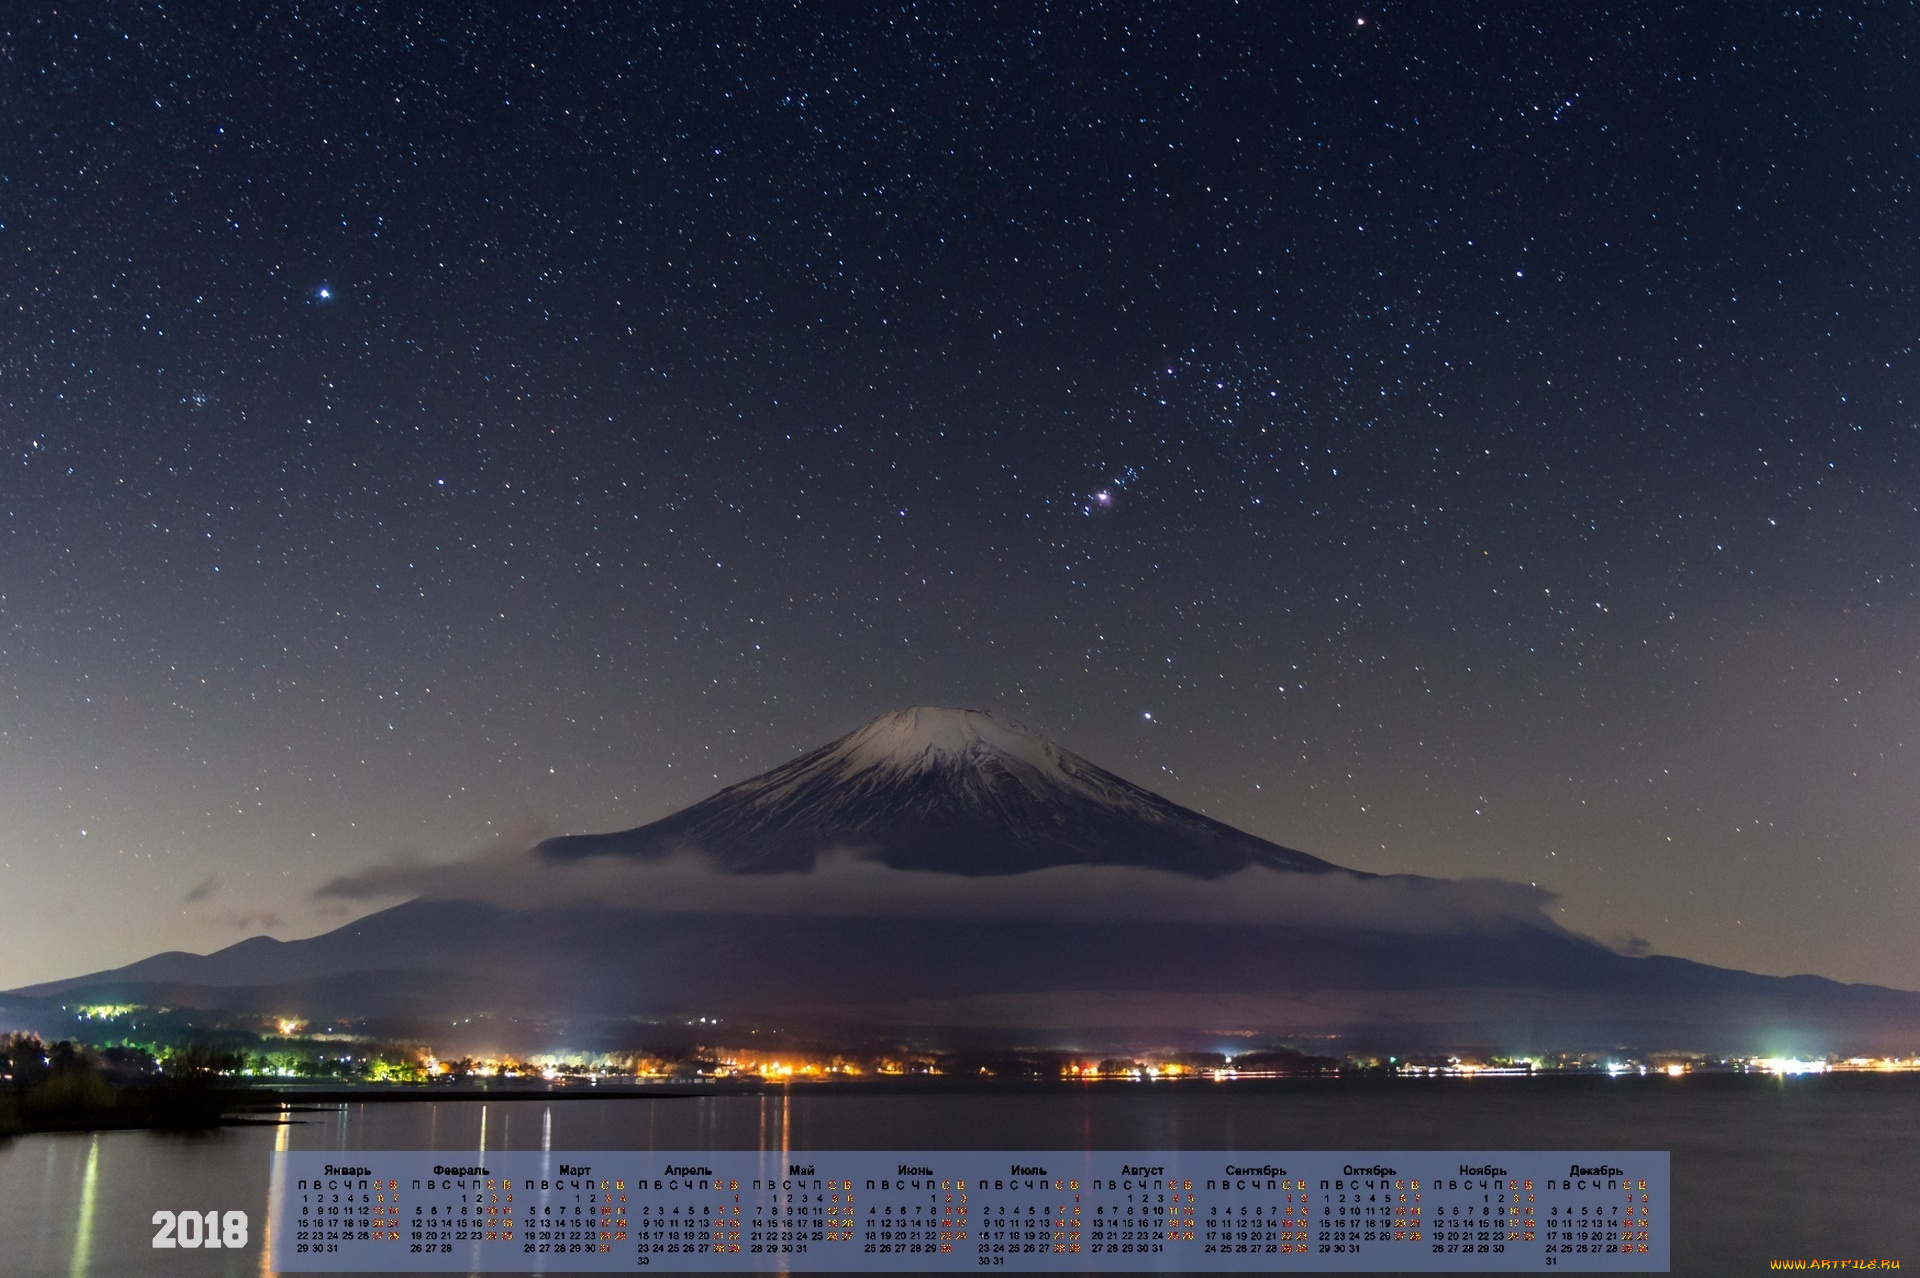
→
(3, 2, 1917, 990)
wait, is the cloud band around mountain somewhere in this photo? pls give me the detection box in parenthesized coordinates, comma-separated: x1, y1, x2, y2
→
(314, 843, 1564, 938)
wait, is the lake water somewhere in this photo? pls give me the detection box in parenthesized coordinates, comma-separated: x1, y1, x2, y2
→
(1, 1076, 1915, 1276)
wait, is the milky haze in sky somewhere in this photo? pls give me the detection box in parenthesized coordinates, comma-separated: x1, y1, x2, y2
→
(2, 3, 1917, 989)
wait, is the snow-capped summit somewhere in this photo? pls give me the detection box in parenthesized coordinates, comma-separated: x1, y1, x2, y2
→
(828, 706, 1067, 776)
(771, 706, 1153, 811)
(536, 706, 1345, 877)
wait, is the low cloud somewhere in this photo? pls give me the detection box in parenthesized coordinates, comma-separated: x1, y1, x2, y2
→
(316, 842, 1565, 937)
(182, 875, 219, 902)
(314, 818, 555, 903)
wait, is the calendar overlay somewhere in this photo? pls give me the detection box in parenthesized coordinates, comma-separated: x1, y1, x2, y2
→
(270, 1149, 1668, 1272)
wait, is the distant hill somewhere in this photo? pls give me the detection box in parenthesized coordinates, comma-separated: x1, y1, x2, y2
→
(12, 708, 1920, 1057)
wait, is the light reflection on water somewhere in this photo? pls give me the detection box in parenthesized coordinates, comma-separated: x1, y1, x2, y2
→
(0, 1078, 1915, 1277)
(260, 1119, 288, 1278)
(68, 1134, 98, 1278)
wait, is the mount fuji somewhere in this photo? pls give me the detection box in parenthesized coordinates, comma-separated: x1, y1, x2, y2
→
(536, 706, 1343, 877)
(10, 707, 1920, 1057)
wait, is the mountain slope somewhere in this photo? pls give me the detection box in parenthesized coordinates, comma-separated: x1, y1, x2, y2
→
(14, 706, 1920, 1056)
(13, 899, 1920, 1055)
(536, 706, 1343, 876)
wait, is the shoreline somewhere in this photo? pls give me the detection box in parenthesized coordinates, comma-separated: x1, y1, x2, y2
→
(13, 1068, 1920, 1139)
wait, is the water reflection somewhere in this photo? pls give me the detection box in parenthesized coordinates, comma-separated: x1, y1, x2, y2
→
(259, 1114, 288, 1278)
(67, 1135, 98, 1278)
(0, 1080, 1914, 1276)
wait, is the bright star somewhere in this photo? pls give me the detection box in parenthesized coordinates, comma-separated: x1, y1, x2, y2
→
(316, 286, 332, 301)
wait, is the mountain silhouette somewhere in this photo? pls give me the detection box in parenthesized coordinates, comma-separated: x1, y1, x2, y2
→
(536, 706, 1343, 876)
(10, 707, 1920, 1057)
